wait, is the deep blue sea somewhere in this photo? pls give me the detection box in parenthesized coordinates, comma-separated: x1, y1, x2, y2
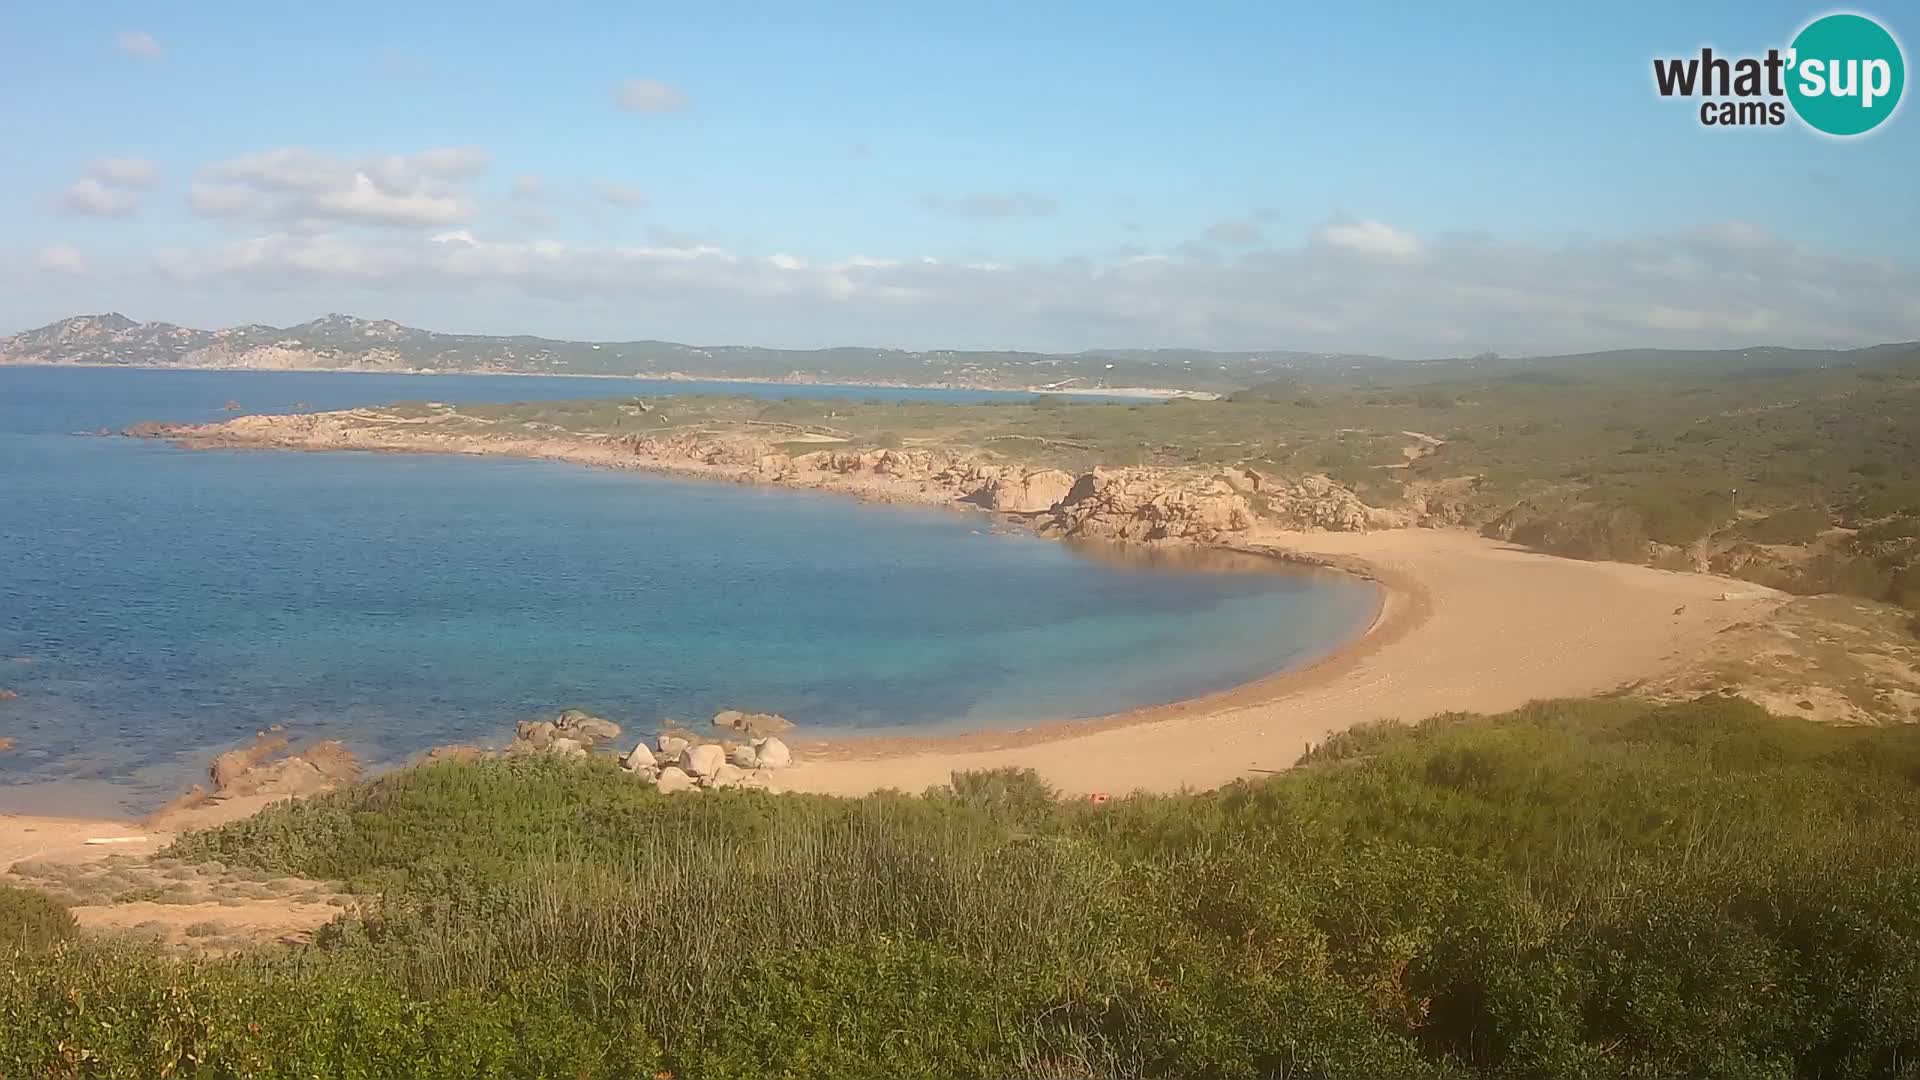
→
(0, 367, 1377, 815)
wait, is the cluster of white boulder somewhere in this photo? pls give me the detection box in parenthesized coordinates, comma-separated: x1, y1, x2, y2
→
(623, 731, 793, 793)
(506, 707, 797, 794)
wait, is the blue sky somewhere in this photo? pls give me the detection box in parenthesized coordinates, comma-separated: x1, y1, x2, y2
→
(2, 1, 1915, 355)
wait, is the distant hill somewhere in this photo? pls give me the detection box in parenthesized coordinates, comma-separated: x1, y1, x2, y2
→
(0, 313, 1391, 393)
(8, 313, 1911, 392)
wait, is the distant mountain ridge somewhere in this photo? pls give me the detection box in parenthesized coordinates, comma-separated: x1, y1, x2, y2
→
(4, 313, 1913, 391)
(0, 313, 1390, 392)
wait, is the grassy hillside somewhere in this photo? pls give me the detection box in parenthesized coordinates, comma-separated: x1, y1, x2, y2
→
(7, 696, 1920, 1078)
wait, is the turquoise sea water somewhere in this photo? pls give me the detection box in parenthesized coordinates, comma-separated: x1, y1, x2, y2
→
(0, 367, 1377, 815)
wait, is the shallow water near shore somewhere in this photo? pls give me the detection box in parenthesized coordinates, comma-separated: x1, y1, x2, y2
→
(0, 367, 1378, 815)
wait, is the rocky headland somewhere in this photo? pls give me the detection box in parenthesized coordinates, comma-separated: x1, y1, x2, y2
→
(129, 407, 1414, 545)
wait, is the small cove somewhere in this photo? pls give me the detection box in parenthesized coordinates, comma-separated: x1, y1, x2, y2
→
(0, 367, 1379, 815)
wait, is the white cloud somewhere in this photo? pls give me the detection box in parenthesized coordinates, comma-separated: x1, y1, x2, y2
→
(310, 174, 470, 226)
(614, 79, 686, 113)
(136, 219, 1920, 356)
(510, 174, 545, 198)
(58, 178, 141, 217)
(115, 31, 162, 58)
(593, 181, 649, 209)
(919, 192, 1058, 219)
(37, 245, 86, 274)
(90, 157, 159, 189)
(193, 146, 489, 228)
(1314, 219, 1424, 260)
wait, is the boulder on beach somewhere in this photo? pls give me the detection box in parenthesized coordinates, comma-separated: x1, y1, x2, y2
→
(709, 763, 746, 788)
(683, 743, 725, 778)
(0, 688, 18, 701)
(712, 709, 794, 737)
(624, 742, 657, 771)
(754, 736, 793, 769)
(657, 733, 691, 759)
(547, 736, 587, 758)
(655, 766, 693, 794)
(727, 745, 759, 769)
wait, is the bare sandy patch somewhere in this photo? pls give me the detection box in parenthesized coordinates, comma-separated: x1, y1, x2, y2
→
(72, 898, 344, 954)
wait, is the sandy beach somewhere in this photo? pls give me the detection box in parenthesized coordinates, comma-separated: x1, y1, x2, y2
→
(780, 525, 1784, 796)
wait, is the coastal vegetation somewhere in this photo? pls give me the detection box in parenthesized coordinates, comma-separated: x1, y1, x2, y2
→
(7, 695, 1920, 1078)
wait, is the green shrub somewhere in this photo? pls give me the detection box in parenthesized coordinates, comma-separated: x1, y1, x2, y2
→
(1736, 505, 1830, 545)
(0, 885, 75, 953)
(29, 698, 1907, 1077)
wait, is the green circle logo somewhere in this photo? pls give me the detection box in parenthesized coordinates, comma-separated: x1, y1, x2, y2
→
(1787, 13, 1905, 135)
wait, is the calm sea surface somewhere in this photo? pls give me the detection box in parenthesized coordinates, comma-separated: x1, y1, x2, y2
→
(0, 367, 1377, 815)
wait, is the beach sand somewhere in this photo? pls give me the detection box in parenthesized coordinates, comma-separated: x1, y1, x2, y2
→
(779, 526, 1784, 797)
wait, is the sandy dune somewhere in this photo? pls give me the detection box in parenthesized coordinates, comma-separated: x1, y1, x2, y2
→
(781, 527, 1784, 797)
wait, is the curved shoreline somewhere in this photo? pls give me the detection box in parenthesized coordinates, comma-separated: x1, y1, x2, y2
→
(776, 526, 1786, 797)
(794, 546, 1420, 762)
(26, 413, 1790, 811)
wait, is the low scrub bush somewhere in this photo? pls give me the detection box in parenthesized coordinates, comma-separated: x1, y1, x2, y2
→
(12, 698, 1918, 1077)
(0, 885, 75, 953)
(1736, 505, 1830, 545)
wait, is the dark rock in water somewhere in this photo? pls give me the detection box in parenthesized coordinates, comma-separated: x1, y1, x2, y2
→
(712, 709, 795, 737)
(508, 709, 621, 756)
(554, 708, 621, 745)
(514, 720, 557, 750)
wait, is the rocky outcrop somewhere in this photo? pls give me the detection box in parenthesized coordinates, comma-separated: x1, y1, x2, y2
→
(622, 728, 796, 792)
(988, 468, 1077, 513)
(137, 408, 1409, 549)
(510, 709, 622, 755)
(1254, 473, 1379, 532)
(205, 732, 360, 801)
(1040, 469, 1256, 543)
